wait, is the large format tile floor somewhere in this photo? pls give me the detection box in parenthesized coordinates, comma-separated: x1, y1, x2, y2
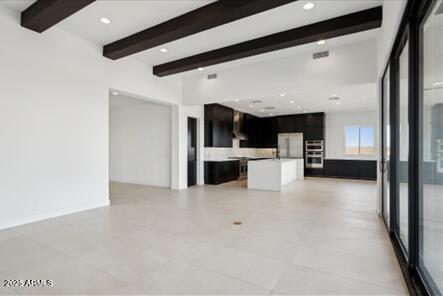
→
(0, 178, 407, 295)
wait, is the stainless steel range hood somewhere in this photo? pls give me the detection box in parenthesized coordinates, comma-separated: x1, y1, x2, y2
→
(233, 110, 248, 140)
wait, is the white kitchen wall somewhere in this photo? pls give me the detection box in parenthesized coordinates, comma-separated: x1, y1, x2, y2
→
(0, 7, 182, 229)
(325, 110, 379, 160)
(109, 95, 171, 187)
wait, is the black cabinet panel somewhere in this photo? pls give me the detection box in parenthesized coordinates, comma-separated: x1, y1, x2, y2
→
(240, 113, 259, 148)
(359, 161, 377, 179)
(324, 159, 337, 176)
(204, 161, 239, 185)
(304, 126, 324, 140)
(258, 117, 278, 148)
(323, 159, 376, 180)
(304, 113, 324, 127)
(205, 104, 233, 147)
(277, 115, 304, 133)
(337, 161, 359, 178)
(305, 168, 324, 176)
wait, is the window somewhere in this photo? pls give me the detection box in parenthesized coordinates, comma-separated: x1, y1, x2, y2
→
(344, 126, 375, 155)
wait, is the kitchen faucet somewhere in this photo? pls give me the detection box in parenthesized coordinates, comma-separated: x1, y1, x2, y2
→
(273, 144, 280, 160)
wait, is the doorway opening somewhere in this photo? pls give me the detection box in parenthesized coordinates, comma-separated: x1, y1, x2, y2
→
(109, 91, 172, 188)
(187, 117, 197, 187)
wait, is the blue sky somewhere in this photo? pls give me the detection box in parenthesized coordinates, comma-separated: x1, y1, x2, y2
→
(345, 126, 374, 147)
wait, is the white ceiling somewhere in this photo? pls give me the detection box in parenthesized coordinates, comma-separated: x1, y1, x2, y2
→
(0, 0, 382, 71)
(221, 82, 377, 117)
(0, 0, 386, 114)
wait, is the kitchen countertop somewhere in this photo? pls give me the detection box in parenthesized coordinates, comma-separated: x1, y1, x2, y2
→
(204, 159, 239, 162)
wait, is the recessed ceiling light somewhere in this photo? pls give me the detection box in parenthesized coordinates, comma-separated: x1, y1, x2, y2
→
(290, 100, 295, 104)
(433, 81, 443, 86)
(100, 17, 111, 24)
(280, 94, 285, 97)
(270, 113, 273, 116)
(331, 93, 337, 97)
(111, 91, 118, 96)
(336, 101, 341, 105)
(304, 110, 307, 113)
(303, 2, 315, 10)
(297, 105, 301, 109)
(317, 39, 326, 45)
(198, 67, 204, 71)
(260, 109, 265, 112)
(249, 105, 253, 108)
(235, 99, 239, 102)
(160, 48, 168, 53)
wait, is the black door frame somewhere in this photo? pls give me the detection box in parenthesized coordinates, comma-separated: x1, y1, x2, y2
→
(380, 0, 438, 295)
(187, 117, 198, 187)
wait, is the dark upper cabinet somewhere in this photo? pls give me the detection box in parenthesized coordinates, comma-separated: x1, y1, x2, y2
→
(304, 112, 325, 127)
(205, 104, 233, 147)
(278, 115, 304, 133)
(259, 117, 278, 148)
(240, 113, 259, 148)
(304, 126, 324, 140)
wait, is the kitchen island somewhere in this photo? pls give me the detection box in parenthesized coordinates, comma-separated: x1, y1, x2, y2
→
(248, 158, 304, 191)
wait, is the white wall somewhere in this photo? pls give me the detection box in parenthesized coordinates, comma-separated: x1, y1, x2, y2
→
(109, 96, 171, 187)
(0, 7, 182, 229)
(376, 0, 407, 77)
(325, 111, 379, 160)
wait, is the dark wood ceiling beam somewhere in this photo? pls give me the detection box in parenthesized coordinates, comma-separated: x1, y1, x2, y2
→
(21, 0, 96, 33)
(153, 6, 383, 77)
(103, 0, 297, 60)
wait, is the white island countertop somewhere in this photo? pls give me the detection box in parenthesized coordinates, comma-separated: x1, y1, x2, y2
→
(248, 158, 304, 191)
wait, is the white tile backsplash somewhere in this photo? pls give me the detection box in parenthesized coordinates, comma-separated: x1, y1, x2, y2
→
(204, 139, 275, 160)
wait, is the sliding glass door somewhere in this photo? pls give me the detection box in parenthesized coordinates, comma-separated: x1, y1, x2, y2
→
(382, 68, 391, 227)
(382, 1, 443, 294)
(420, 1, 443, 293)
(398, 39, 410, 253)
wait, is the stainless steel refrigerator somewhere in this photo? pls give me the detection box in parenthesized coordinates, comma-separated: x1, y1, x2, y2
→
(278, 133, 303, 158)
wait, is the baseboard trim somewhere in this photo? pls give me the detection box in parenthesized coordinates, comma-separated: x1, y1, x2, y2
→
(0, 200, 110, 230)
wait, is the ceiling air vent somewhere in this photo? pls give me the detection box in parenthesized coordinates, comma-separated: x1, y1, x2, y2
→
(313, 51, 329, 59)
(252, 100, 262, 104)
(207, 73, 217, 80)
(264, 106, 275, 110)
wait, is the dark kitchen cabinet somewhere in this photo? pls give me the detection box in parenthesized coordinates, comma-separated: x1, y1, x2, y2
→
(323, 159, 376, 180)
(240, 113, 259, 148)
(258, 117, 278, 148)
(205, 104, 233, 147)
(324, 159, 338, 176)
(304, 127, 324, 140)
(204, 161, 239, 185)
(304, 112, 325, 127)
(277, 115, 304, 133)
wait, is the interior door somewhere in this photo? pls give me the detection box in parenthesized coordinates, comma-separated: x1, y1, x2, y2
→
(187, 117, 197, 187)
